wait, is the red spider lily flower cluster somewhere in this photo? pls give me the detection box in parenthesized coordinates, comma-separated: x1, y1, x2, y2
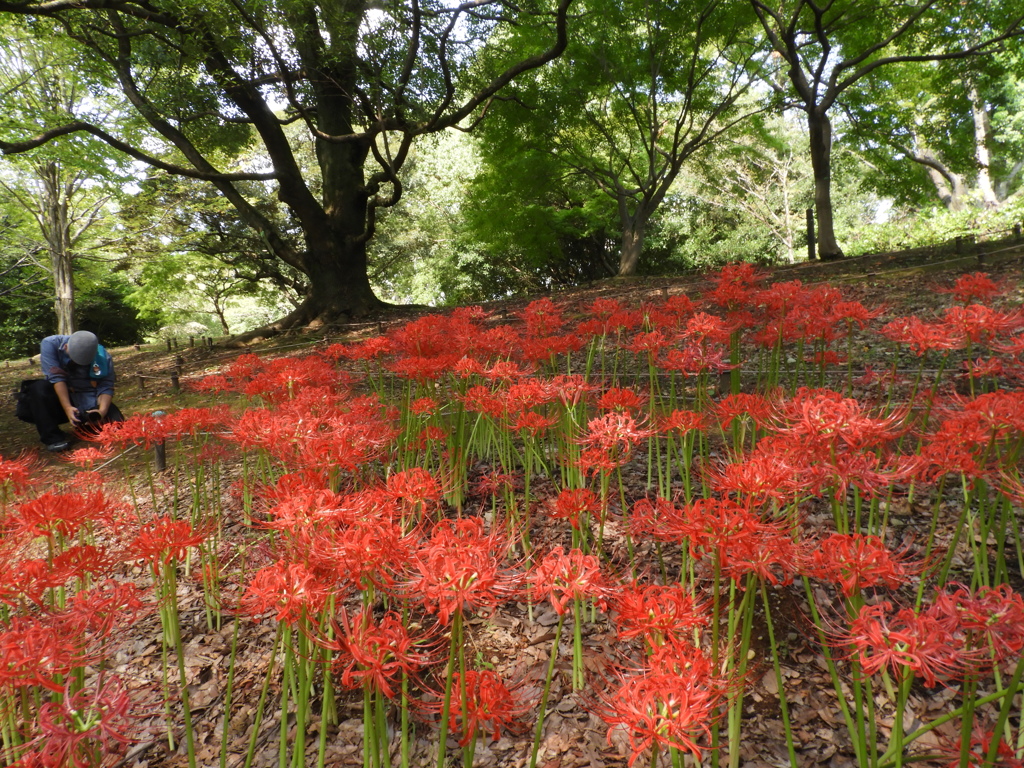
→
(438, 669, 525, 746)
(404, 517, 519, 625)
(529, 546, 610, 614)
(327, 608, 437, 698)
(598, 644, 726, 766)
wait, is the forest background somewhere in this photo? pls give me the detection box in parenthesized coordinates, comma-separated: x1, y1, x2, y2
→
(0, 0, 1023, 358)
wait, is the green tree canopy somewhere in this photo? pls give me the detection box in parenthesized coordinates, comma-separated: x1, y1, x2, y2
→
(0, 0, 574, 332)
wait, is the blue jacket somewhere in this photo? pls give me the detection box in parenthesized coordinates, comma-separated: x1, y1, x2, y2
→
(40, 334, 116, 412)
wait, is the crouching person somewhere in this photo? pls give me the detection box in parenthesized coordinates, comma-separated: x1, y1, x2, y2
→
(18, 330, 125, 452)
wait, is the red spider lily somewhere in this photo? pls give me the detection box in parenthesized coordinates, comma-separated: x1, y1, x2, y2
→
(658, 409, 704, 434)
(0, 453, 38, 496)
(241, 559, 331, 624)
(644, 294, 697, 331)
(681, 311, 733, 344)
(578, 412, 655, 462)
(325, 608, 437, 699)
(388, 314, 460, 357)
(961, 356, 1006, 379)
(941, 304, 1024, 345)
(671, 498, 762, 562)
(414, 425, 448, 449)
(598, 644, 724, 765)
(130, 517, 208, 566)
(623, 331, 669, 357)
(939, 726, 1024, 768)
(386, 467, 444, 516)
(499, 379, 556, 414)
(546, 488, 603, 530)
(94, 413, 175, 449)
(518, 333, 586, 365)
(0, 555, 79, 607)
(662, 344, 733, 377)
(772, 388, 909, 451)
(158, 405, 234, 437)
(879, 316, 965, 355)
(0, 616, 88, 692)
(50, 544, 119, 583)
(388, 353, 464, 382)
(830, 300, 885, 329)
(428, 669, 525, 746)
(597, 387, 649, 413)
(512, 411, 558, 436)
(713, 439, 808, 505)
(528, 547, 611, 614)
(713, 392, 774, 430)
(720, 522, 799, 586)
(938, 271, 1006, 305)
(404, 517, 519, 625)
(33, 674, 139, 768)
(60, 580, 148, 638)
(63, 446, 115, 469)
(628, 496, 679, 538)
(13, 490, 126, 540)
(548, 374, 593, 408)
(517, 297, 565, 337)
(479, 360, 537, 382)
(959, 390, 1024, 438)
(709, 263, 766, 312)
(335, 335, 395, 361)
(473, 469, 518, 499)
(916, 416, 988, 482)
(802, 533, 921, 598)
(230, 395, 397, 473)
(575, 409, 655, 472)
(460, 385, 505, 419)
(321, 515, 417, 593)
(929, 583, 1024, 664)
(409, 396, 440, 415)
(614, 583, 708, 647)
(837, 601, 960, 687)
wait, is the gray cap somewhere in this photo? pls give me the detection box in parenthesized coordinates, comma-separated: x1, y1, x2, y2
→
(67, 331, 99, 365)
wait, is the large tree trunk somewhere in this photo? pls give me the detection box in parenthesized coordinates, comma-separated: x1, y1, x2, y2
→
(807, 110, 843, 260)
(969, 82, 999, 208)
(617, 221, 646, 276)
(39, 161, 76, 334)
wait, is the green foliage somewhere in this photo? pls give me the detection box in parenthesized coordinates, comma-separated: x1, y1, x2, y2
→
(846, 196, 1024, 256)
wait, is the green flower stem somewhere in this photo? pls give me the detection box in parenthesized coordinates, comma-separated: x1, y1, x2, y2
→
(760, 581, 797, 768)
(164, 563, 197, 768)
(530, 612, 566, 768)
(244, 625, 283, 768)
(219, 617, 242, 768)
(437, 610, 463, 768)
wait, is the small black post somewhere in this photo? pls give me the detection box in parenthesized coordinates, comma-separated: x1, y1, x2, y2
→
(170, 370, 180, 393)
(207, 337, 213, 349)
(153, 410, 167, 472)
(1014, 223, 1022, 240)
(166, 339, 172, 353)
(137, 374, 145, 390)
(189, 336, 195, 348)
(806, 208, 816, 261)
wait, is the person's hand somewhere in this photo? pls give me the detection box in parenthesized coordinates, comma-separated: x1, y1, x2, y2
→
(65, 405, 82, 425)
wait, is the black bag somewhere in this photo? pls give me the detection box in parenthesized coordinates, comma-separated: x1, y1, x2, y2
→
(14, 379, 37, 423)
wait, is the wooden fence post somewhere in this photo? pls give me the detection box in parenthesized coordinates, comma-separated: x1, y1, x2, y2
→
(153, 410, 167, 472)
(806, 208, 816, 261)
